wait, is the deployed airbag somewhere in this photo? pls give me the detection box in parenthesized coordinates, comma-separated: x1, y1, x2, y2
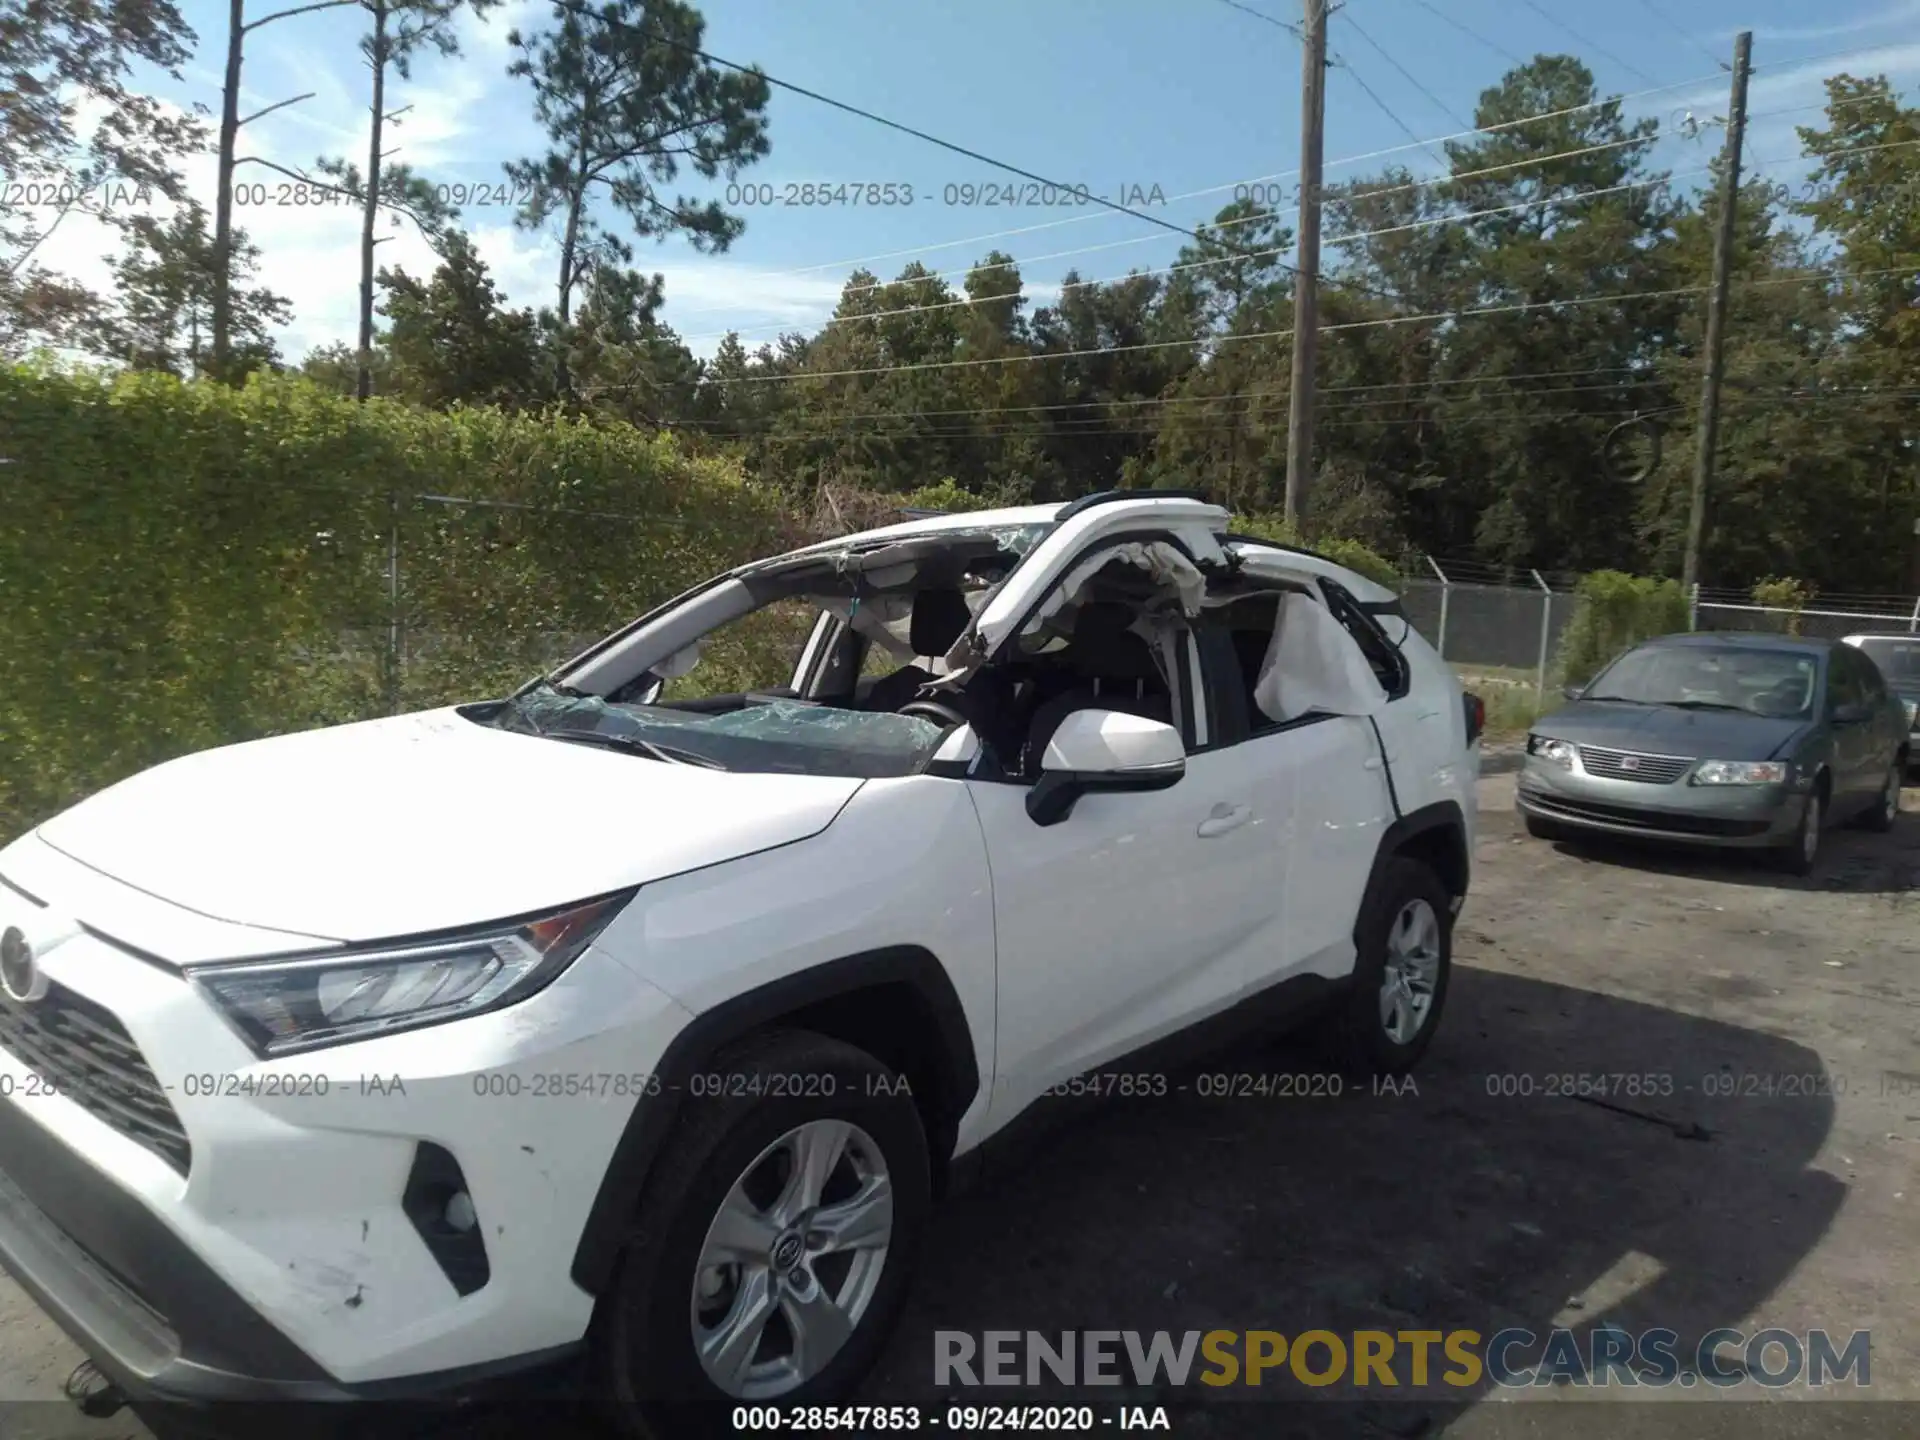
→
(1254, 592, 1386, 722)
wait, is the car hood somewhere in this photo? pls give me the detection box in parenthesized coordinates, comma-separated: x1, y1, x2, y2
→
(33, 708, 863, 949)
(1535, 701, 1810, 761)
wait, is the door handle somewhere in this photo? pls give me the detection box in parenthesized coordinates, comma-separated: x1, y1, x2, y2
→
(1197, 803, 1253, 838)
(1362, 755, 1384, 771)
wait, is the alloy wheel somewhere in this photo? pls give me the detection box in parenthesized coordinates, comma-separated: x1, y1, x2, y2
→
(1379, 897, 1442, 1046)
(690, 1120, 893, 1399)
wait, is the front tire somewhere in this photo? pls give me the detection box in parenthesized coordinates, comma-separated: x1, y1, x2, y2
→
(1860, 759, 1902, 834)
(1772, 784, 1824, 875)
(1326, 857, 1454, 1078)
(594, 1031, 930, 1438)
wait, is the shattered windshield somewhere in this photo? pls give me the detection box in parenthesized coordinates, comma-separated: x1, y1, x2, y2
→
(491, 684, 948, 779)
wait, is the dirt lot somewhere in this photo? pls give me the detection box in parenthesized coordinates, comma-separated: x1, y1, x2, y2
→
(3, 770, 1918, 1439)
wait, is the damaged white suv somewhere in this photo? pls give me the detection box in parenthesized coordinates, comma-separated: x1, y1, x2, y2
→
(0, 491, 1479, 1429)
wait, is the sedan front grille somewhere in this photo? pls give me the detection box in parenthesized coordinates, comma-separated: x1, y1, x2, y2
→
(1578, 745, 1693, 785)
(0, 982, 191, 1175)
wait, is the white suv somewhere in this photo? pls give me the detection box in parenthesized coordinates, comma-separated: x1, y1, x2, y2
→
(0, 491, 1479, 1428)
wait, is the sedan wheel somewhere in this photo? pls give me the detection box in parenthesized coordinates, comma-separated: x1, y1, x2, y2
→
(1773, 789, 1823, 875)
(1862, 762, 1901, 834)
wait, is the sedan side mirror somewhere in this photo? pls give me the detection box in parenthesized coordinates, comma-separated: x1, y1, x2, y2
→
(1026, 709, 1185, 827)
(1833, 701, 1871, 726)
(1562, 682, 1586, 701)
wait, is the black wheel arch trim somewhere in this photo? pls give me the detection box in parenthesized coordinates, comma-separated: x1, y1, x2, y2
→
(569, 945, 980, 1294)
(1358, 800, 1470, 930)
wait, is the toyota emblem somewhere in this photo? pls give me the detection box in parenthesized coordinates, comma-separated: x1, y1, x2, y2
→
(0, 926, 46, 1004)
(1620, 756, 1641, 771)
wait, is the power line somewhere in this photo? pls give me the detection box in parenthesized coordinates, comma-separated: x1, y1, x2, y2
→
(1210, 0, 1302, 39)
(544, 0, 1404, 305)
(1334, 47, 1453, 167)
(1397, 0, 1526, 69)
(1339, 11, 1472, 130)
(674, 160, 1718, 348)
(1514, 0, 1656, 86)
(1627, 0, 1726, 74)
(668, 258, 1904, 391)
(661, 64, 1747, 324)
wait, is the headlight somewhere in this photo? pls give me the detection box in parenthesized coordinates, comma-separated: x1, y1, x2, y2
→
(188, 892, 630, 1056)
(1692, 760, 1790, 786)
(1527, 734, 1575, 768)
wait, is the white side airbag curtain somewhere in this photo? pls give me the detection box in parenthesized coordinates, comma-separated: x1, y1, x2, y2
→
(1254, 592, 1387, 722)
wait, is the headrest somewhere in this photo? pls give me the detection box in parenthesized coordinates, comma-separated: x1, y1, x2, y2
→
(1069, 601, 1159, 680)
(910, 587, 973, 656)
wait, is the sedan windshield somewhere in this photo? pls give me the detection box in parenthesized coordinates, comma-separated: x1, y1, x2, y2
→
(1855, 637, 1920, 687)
(490, 684, 948, 779)
(1585, 645, 1817, 718)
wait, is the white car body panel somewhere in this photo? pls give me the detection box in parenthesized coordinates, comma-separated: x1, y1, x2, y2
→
(593, 775, 1000, 1153)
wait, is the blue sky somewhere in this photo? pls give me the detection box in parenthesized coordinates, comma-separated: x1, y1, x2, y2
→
(72, 0, 1920, 359)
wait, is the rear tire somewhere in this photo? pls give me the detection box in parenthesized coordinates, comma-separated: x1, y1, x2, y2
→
(1325, 857, 1454, 1078)
(594, 1031, 931, 1439)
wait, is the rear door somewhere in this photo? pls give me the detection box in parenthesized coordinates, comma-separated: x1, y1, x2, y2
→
(1197, 592, 1395, 992)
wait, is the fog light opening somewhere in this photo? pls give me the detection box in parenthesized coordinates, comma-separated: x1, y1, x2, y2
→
(402, 1142, 491, 1296)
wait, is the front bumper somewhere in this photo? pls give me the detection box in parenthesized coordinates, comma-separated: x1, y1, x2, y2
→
(1515, 755, 1806, 849)
(0, 838, 694, 1399)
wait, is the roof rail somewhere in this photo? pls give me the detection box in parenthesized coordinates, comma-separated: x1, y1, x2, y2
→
(1054, 488, 1215, 522)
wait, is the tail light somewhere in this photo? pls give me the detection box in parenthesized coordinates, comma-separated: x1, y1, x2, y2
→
(1464, 692, 1485, 746)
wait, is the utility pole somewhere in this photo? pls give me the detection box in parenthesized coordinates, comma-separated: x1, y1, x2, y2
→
(1681, 29, 1752, 594)
(1284, 0, 1330, 529)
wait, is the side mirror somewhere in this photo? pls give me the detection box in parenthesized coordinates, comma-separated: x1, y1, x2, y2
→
(1026, 709, 1185, 827)
(1833, 701, 1871, 726)
(1562, 682, 1585, 701)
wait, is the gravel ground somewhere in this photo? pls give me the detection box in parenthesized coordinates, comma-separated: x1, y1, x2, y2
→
(3, 770, 1917, 1440)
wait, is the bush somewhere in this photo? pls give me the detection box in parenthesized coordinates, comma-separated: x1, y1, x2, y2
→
(0, 363, 790, 841)
(1750, 576, 1818, 634)
(1553, 570, 1691, 688)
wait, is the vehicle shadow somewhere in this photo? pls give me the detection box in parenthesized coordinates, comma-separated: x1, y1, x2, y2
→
(860, 967, 1849, 1437)
(1532, 803, 1920, 897)
(124, 970, 1849, 1440)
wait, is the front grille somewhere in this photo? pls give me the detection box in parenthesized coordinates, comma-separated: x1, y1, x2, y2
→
(1528, 793, 1772, 838)
(1578, 745, 1693, 784)
(0, 982, 190, 1175)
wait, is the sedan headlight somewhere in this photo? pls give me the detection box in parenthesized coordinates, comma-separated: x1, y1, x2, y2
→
(1526, 734, 1576, 768)
(188, 892, 631, 1057)
(1692, 760, 1790, 786)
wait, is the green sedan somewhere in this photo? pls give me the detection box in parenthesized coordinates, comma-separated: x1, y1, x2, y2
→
(1517, 631, 1909, 875)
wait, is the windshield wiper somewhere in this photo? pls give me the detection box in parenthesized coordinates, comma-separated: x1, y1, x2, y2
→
(542, 728, 729, 770)
(1659, 699, 1750, 712)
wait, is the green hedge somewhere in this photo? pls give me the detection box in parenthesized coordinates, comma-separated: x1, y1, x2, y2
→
(0, 364, 791, 840)
(1553, 570, 1690, 688)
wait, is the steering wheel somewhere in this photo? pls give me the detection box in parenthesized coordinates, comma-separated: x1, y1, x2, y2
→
(898, 698, 970, 730)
